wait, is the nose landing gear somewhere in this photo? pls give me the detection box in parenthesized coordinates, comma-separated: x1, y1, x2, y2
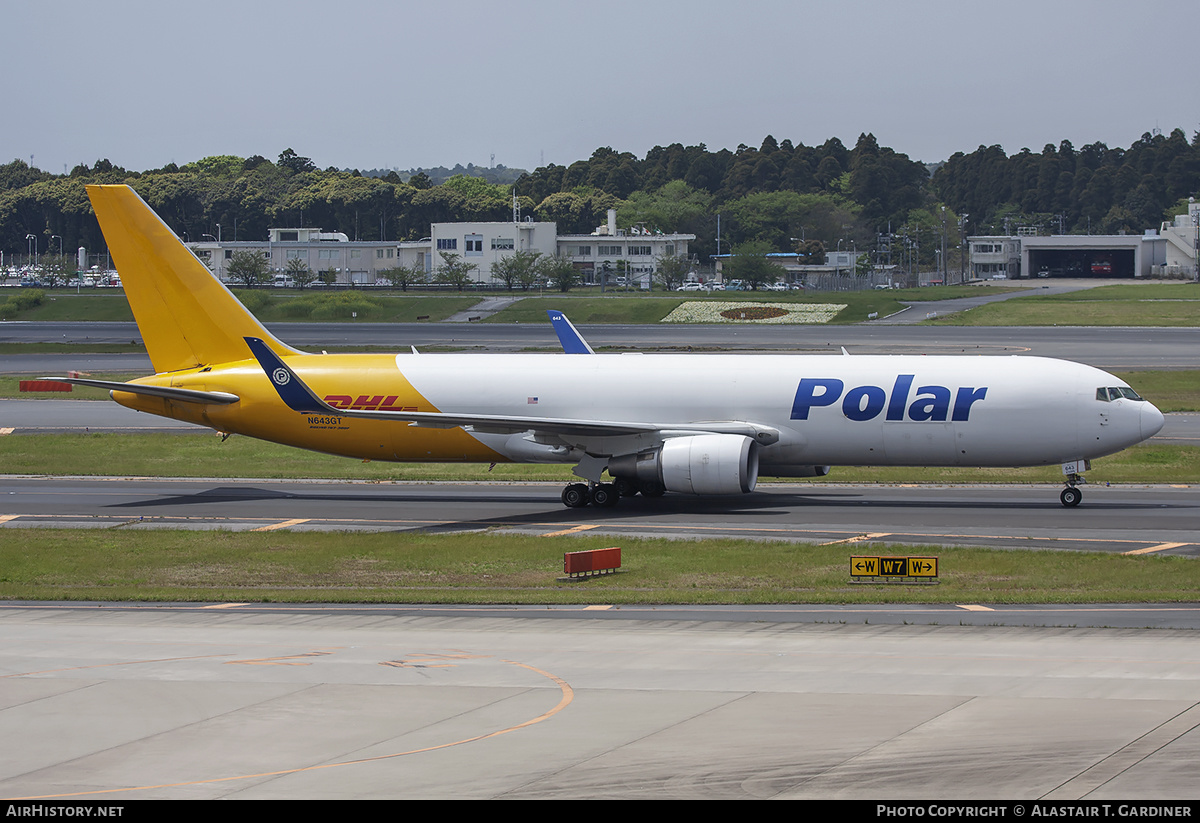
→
(1060, 459, 1090, 507)
(1060, 485, 1083, 507)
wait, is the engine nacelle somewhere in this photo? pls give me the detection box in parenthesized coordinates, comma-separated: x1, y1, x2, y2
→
(609, 434, 759, 495)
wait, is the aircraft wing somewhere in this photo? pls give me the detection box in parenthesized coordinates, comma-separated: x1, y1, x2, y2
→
(244, 337, 778, 444)
(44, 377, 240, 405)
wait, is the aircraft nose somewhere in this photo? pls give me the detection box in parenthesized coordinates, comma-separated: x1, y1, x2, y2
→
(1141, 402, 1166, 441)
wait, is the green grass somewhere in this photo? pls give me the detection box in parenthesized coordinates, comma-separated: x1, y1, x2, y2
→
(1113, 371, 1200, 412)
(1, 292, 136, 322)
(0, 284, 1023, 326)
(926, 283, 1200, 326)
(0, 528, 1196, 604)
(0, 289, 481, 324)
(233, 291, 478, 323)
(0, 433, 1194, 484)
(0, 373, 145, 400)
(486, 287, 981, 325)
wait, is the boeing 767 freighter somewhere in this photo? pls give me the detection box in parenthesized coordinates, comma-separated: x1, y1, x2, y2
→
(59, 185, 1164, 509)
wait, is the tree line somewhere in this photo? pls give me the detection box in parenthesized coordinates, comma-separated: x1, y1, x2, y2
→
(2, 130, 1197, 273)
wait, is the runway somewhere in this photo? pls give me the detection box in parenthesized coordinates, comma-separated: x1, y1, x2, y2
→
(2, 602, 1199, 799)
(3, 476, 1198, 557)
(3, 320, 1199, 800)
(5, 321, 1200, 369)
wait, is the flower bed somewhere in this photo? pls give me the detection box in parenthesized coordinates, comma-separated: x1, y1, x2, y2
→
(662, 301, 847, 324)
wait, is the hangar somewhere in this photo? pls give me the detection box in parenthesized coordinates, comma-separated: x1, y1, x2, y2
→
(969, 233, 1166, 280)
(1020, 234, 1149, 279)
(968, 201, 1199, 280)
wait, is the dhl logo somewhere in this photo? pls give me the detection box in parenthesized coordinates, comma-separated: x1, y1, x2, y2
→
(323, 394, 419, 412)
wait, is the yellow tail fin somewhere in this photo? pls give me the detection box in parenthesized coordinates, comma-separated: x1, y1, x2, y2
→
(87, 184, 299, 373)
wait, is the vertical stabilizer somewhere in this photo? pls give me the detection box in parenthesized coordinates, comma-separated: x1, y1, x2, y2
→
(87, 184, 299, 373)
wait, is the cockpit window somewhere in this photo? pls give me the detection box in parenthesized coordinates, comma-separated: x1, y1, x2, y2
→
(1097, 387, 1144, 402)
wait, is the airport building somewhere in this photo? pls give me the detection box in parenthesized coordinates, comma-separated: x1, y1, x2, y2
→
(966, 199, 1199, 280)
(192, 209, 694, 287)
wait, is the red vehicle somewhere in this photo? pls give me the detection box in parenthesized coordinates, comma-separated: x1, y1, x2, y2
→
(1091, 255, 1112, 275)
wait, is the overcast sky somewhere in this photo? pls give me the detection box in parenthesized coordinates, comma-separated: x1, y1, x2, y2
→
(7, 0, 1197, 176)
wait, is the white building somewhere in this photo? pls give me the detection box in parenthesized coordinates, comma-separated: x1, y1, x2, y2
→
(193, 208, 693, 287)
(1156, 198, 1200, 278)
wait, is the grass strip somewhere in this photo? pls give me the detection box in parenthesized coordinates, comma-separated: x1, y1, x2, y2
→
(926, 283, 1200, 326)
(0, 529, 1195, 604)
(0, 434, 1195, 484)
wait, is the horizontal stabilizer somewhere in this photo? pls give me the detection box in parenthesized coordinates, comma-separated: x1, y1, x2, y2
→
(47, 378, 240, 405)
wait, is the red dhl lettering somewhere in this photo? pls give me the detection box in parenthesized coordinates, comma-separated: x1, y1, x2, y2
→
(323, 394, 417, 411)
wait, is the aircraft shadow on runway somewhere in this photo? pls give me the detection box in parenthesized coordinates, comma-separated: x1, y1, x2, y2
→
(103, 485, 1182, 522)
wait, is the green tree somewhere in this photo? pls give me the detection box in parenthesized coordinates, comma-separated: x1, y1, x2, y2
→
(318, 268, 339, 287)
(723, 241, 783, 290)
(653, 253, 691, 291)
(39, 253, 74, 288)
(795, 238, 826, 264)
(538, 255, 579, 292)
(435, 252, 477, 291)
(227, 250, 271, 288)
(490, 250, 542, 291)
(286, 257, 316, 290)
(379, 262, 423, 292)
(278, 148, 316, 174)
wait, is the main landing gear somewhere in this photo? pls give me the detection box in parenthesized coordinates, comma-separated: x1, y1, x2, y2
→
(561, 479, 666, 508)
(562, 482, 618, 508)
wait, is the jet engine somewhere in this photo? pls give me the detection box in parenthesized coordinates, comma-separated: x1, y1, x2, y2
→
(609, 434, 759, 495)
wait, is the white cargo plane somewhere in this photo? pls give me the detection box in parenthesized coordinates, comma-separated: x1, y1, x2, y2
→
(66, 185, 1165, 509)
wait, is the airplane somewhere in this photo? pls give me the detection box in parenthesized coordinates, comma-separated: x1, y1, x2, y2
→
(59, 184, 1165, 509)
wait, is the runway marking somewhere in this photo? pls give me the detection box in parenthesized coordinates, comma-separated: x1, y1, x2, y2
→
(380, 651, 490, 669)
(542, 524, 600, 537)
(1, 653, 235, 678)
(820, 532, 890, 545)
(1123, 542, 1189, 556)
(957, 605, 995, 611)
(584, 605, 613, 610)
(202, 602, 250, 609)
(251, 518, 311, 532)
(12, 656, 575, 800)
(0, 428, 13, 435)
(226, 650, 336, 666)
(3, 512, 1193, 556)
(0, 515, 20, 524)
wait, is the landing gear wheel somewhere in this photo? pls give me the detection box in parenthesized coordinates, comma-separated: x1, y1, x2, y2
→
(590, 483, 620, 508)
(614, 477, 640, 498)
(562, 483, 590, 508)
(1060, 487, 1082, 507)
(640, 482, 666, 498)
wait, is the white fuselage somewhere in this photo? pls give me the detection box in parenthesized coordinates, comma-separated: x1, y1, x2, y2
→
(389, 353, 1162, 470)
